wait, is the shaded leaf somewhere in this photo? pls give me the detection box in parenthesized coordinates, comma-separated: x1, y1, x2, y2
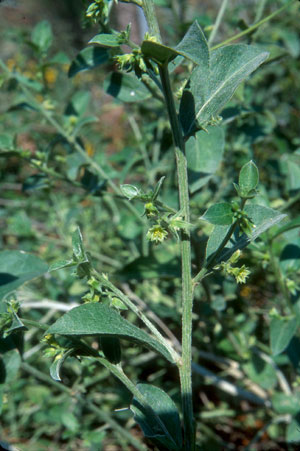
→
(271, 216, 300, 240)
(50, 348, 75, 382)
(186, 125, 225, 192)
(104, 72, 151, 103)
(131, 383, 182, 451)
(205, 205, 286, 262)
(243, 354, 277, 389)
(287, 414, 300, 443)
(0, 251, 48, 300)
(68, 47, 109, 78)
(46, 303, 174, 363)
(202, 202, 233, 225)
(270, 316, 298, 356)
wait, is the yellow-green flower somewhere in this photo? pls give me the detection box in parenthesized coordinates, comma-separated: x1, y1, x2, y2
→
(231, 265, 251, 284)
(147, 224, 168, 243)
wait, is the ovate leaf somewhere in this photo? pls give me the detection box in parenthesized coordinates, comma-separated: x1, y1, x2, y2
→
(0, 251, 48, 300)
(89, 34, 121, 47)
(238, 160, 259, 197)
(130, 383, 182, 451)
(180, 44, 269, 136)
(186, 125, 225, 192)
(270, 316, 298, 356)
(175, 20, 209, 67)
(104, 72, 151, 103)
(272, 392, 300, 415)
(202, 202, 233, 225)
(286, 415, 300, 443)
(31, 20, 53, 53)
(205, 205, 286, 262)
(46, 303, 174, 363)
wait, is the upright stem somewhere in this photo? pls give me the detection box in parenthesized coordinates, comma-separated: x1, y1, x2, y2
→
(159, 62, 194, 451)
(142, 0, 161, 41)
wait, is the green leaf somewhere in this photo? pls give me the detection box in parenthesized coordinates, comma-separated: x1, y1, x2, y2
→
(286, 159, 300, 192)
(13, 72, 43, 92)
(100, 336, 121, 364)
(72, 227, 87, 262)
(0, 348, 21, 413)
(186, 125, 225, 192)
(205, 225, 229, 260)
(180, 44, 269, 136)
(175, 20, 209, 67)
(205, 205, 286, 261)
(244, 205, 286, 240)
(46, 303, 174, 363)
(141, 41, 179, 64)
(287, 415, 300, 443)
(243, 354, 277, 389)
(130, 383, 182, 451)
(117, 254, 181, 281)
(23, 175, 49, 192)
(270, 316, 298, 356)
(238, 160, 259, 196)
(104, 72, 151, 103)
(50, 348, 75, 382)
(270, 216, 300, 240)
(142, 21, 208, 67)
(65, 91, 91, 117)
(31, 20, 53, 52)
(89, 33, 121, 47)
(272, 392, 300, 415)
(48, 259, 76, 272)
(120, 184, 140, 200)
(68, 47, 109, 78)
(0, 134, 14, 150)
(202, 202, 233, 225)
(0, 251, 48, 300)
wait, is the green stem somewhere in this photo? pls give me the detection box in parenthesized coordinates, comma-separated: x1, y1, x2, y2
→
(91, 269, 180, 363)
(268, 239, 294, 313)
(21, 318, 48, 331)
(142, 0, 161, 41)
(158, 62, 194, 451)
(208, 0, 229, 45)
(211, 0, 297, 50)
(20, 362, 147, 451)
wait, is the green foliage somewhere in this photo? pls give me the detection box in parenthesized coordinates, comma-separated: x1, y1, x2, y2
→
(47, 303, 175, 362)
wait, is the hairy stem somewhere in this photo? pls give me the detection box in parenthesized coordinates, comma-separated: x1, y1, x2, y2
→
(142, 0, 161, 41)
(159, 62, 194, 451)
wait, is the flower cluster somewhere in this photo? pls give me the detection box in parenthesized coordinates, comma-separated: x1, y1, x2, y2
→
(114, 49, 147, 76)
(216, 250, 251, 284)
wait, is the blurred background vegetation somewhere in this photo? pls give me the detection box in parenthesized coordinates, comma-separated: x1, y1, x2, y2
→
(0, 0, 300, 449)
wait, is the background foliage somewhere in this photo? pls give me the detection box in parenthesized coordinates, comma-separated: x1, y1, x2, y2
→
(1, 0, 300, 449)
